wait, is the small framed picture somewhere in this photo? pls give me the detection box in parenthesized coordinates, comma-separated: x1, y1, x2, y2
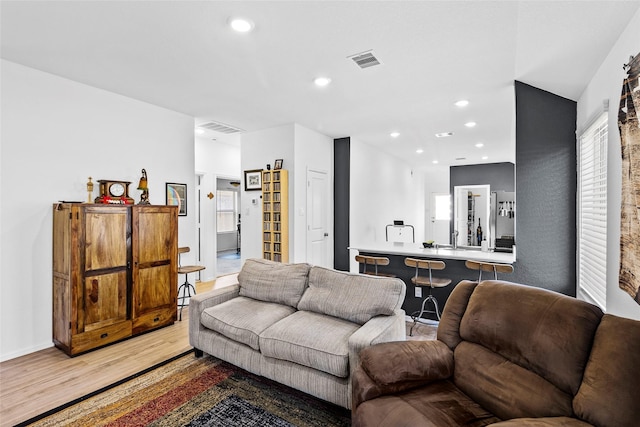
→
(166, 183, 187, 216)
(274, 159, 283, 170)
(244, 169, 263, 191)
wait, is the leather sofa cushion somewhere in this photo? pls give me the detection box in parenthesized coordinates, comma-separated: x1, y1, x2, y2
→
(491, 418, 593, 426)
(297, 266, 405, 324)
(459, 281, 603, 396)
(352, 380, 502, 427)
(259, 310, 360, 378)
(573, 314, 640, 427)
(201, 296, 295, 350)
(238, 258, 310, 308)
(454, 341, 574, 420)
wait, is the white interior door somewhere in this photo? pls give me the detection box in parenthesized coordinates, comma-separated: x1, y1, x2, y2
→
(430, 192, 451, 244)
(307, 170, 328, 267)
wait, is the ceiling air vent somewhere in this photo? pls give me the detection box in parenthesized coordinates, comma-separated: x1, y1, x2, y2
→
(197, 120, 243, 134)
(348, 50, 381, 69)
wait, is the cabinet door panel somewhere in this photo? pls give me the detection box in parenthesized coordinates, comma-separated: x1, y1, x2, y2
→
(136, 209, 173, 264)
(83, 271, 128, 332)
(84, 208, 128, 271)
(134, 265, 172, 313)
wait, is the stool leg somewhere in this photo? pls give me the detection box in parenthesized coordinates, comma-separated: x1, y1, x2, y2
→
(178, 274, 198, 321)
(410, 290, 441, 336)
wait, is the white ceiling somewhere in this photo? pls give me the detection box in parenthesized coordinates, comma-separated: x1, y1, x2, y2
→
(2, 1, 639, 168)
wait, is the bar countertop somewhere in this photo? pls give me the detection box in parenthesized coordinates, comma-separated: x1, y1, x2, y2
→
(349, 241, 515, 264)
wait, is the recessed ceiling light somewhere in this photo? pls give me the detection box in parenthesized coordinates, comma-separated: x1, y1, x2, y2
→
(390, 132, 400, 138)
(455, 100, 469, 107)
(195, 128, 205, 135)
(475, 143, 484, 148)
(416, 149, 424, 154)
(482, 156, 489, 160)
(229, 17, 254, 33)
(314, 77, 331, 87)
(432, 160, 439, 164)
(465, 122, 477, 128)
(435, 132, 453, 138)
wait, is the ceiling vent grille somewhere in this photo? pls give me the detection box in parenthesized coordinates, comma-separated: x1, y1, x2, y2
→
(348, 50, 381, 69)
(197, 120, 243, 134)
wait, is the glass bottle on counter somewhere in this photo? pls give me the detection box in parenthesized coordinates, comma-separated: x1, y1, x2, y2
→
(477, 218, 483, 246)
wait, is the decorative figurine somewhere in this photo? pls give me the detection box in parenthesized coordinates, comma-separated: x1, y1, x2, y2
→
(86, 177, 94, 203)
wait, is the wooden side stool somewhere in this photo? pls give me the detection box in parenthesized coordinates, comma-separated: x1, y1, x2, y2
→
(177, 247, 205, 321)
(355, 255, 396, 277)
(404, 257, 452, 335)
(465, 260, 514, 281)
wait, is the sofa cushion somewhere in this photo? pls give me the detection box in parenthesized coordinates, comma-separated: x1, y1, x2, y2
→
(237, 258, 310, 308)
(453, 341, 574, 420)
(491, 418, 593, 426)
(201, 296, 296, 350)
(573, 314, 640, 427)
(259, 310, 360, 378)
(352, 380, 502, 427)
(459, 280, 603, 396)
(297, 266, 405, 325)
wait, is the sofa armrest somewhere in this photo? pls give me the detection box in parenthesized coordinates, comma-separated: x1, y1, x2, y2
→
(351, 339, 454, 409)
(189, 284, 240, 349)
(348, 309, 406, 373)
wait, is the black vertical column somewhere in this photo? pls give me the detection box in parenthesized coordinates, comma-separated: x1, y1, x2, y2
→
(334, 137, 350, 271)
(512, 81, 577, 295)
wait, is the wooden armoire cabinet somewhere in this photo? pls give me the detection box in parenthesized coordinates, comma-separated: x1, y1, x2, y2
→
(52, 203, 178, 356)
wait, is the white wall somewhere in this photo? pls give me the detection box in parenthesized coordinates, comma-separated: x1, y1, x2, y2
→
(350, 138, 425, 246)
(195, 136, 241, 280)
(423, 165, 451, 243)
(240, 125, 295, 262)
(576, 8, 640, 320)
(0, 60, 196, 361)
(292, 124, 334, 266)
(239, 123, 333, 266)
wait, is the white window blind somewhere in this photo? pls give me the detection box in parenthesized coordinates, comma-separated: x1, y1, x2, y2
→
(578, 113, 608, 309)
(216, 190, 238, 233)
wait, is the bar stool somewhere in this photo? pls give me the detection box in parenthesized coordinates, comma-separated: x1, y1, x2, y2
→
(355, 255, 396, 277)
(404, 258, 451, 335)
(177, 247, 205, 321)
(465, 260, 514, 281)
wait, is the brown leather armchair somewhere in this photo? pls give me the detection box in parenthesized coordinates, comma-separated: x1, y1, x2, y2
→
(352, 280, 640, 427)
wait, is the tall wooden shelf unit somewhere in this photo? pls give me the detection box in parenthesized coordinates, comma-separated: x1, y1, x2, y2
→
(52, 203, 178, 356)
(262, 169, 289, 263)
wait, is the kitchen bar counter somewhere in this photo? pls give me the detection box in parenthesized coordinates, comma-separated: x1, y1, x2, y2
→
(349, 242, 515, 264)
(349, 242, 517, 323)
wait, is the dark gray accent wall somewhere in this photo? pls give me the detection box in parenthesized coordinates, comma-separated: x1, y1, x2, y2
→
(511, 81, 577, 296)
(334, 137, 350, 271)
(450, 162, 515, 193)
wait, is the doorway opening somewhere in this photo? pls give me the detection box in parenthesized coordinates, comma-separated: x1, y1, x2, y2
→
(216, 177, 242, 276)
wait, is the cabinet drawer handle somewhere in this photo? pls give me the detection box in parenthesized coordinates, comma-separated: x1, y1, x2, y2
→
(100, 333, 108, 339)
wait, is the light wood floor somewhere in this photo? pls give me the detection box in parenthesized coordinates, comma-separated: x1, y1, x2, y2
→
(0, 274, 436, 426)
(0, 277, 236, 427)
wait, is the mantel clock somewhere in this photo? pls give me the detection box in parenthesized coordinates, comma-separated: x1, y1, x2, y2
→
(95, 180, 134, 204)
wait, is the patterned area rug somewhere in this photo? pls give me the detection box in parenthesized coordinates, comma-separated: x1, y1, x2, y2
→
(25, 353, 351, 427)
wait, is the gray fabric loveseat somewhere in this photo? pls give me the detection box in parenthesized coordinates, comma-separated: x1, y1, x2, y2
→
(189, 258, 407, 409)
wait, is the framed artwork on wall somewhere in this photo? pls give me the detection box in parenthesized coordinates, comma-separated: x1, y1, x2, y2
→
(274, 159, 283, 170)
(244, 169, 263, 191)
(166, 182, 187, 216)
